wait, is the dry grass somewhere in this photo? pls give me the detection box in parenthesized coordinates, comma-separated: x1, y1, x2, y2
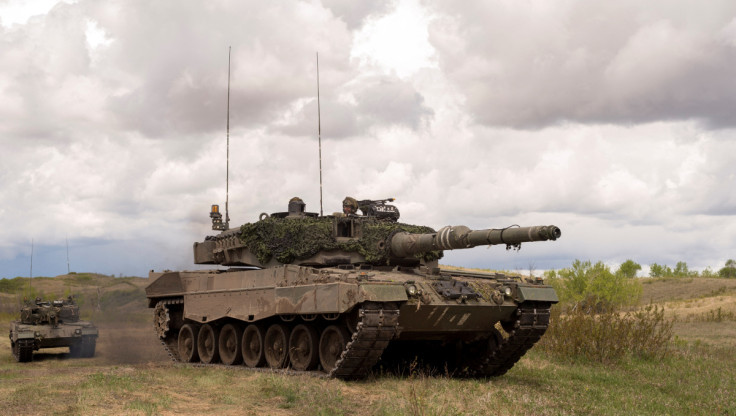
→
(539, 305, 674, 363)
(639, 277, 736, 305)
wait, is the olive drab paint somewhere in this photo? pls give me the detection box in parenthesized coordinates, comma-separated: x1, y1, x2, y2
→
(146, 198, 561, 379)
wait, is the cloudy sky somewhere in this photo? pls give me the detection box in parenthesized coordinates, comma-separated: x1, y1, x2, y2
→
(2, 0, 735, 279)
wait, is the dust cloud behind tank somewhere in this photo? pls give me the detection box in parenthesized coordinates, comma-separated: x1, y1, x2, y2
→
(146, 197, 561, 379)
(9, 296, 98, 362)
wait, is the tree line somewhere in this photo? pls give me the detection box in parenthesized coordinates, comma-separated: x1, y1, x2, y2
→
(543, 258, 736, 310)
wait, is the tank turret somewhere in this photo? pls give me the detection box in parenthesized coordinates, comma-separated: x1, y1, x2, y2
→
(19, 297, 81, 327)
(194, 198, 560, 269)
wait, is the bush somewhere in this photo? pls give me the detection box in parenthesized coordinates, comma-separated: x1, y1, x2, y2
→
(546, 260, 642, 309)
(0, 277, 27, 294)
(539, 304, 673, 363)
(701, 267, 716, 278)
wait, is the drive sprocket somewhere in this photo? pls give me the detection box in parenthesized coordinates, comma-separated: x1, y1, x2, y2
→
(153, 301, 171, 339)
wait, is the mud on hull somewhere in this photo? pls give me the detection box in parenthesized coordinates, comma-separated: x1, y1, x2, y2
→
(147, 265, 557, 379)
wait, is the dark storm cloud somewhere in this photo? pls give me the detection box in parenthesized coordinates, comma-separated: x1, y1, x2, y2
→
(425, 0, 736, 129)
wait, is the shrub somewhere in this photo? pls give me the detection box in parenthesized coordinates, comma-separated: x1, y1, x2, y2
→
(539, 304, 673, 363)
(0, 277, 27, 294)
(701, 267, 716, 278)
(547, 260, 642, 309)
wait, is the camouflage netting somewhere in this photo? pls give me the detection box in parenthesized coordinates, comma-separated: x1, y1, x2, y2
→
(239, 216, 443, 265)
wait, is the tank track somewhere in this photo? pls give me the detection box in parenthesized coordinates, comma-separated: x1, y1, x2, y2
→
(154, 299, 184, 362)
(329, 305, 400, 379)
(471, 301, 552, 377)
(152, 300, 399, 379)
(12, 339, 34, 362)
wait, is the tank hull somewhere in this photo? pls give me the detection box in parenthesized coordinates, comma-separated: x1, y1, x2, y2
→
(146, 265, 557, 378)
(9, 320, 98, 362)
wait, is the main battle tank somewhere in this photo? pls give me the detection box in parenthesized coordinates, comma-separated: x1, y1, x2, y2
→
(146, 198, 560, 379)
(9, 296, 98, 362)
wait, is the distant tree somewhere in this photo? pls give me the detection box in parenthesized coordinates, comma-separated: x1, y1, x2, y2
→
(617, 260, 642, 278)
(701, 267, 715, 278)
(649, 263, 672, 278)
(673, 261, 691, 277)
(719, 259, 736, 279)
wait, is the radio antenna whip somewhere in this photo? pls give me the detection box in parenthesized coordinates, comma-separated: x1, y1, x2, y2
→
(225, 46, 231, 229)
(28, 239, 33, 296)
(317, 52, 324, 217)
(66, 236, 70, 274)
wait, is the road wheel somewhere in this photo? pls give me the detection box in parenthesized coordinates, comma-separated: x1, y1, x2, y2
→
(242, 324, 266, 368)
(264, 323, 290, 368)
(289, 324, 319, 371)
(178, 324, 200, 362)
(197, 323, 220, 364)
(218, 323, 243, 365)
(319, 325, 350, 373)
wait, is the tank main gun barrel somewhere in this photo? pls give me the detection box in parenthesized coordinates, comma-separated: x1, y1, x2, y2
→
(389, 225, 561, 257)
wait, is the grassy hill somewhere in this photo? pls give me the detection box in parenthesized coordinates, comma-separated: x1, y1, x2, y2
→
(0, 273, 734, 415)
(0, 273, 149, 322)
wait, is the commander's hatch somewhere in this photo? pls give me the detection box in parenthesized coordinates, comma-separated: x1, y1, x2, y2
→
(334, 218, 362, 240)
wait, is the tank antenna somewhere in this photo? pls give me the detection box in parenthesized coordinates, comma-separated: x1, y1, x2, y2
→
(225, 46, 231, 230)
(317, 52, 324, 217)
(208, 47, 232, 232)
(66, 236, 70, 274)
(28, 239, 33, 295)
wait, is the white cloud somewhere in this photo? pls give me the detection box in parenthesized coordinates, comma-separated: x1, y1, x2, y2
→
(84, 18, 111, 50)
(1, 0, 736, 278)
(0, 0, 75, 27)
(352, 0, 436, 78)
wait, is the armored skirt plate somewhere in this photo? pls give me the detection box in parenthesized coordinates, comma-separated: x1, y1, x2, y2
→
(397, 303, 517, 337)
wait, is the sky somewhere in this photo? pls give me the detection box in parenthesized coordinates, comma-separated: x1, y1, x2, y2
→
(1, 0, 736, 279)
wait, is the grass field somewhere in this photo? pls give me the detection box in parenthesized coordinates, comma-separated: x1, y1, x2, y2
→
(0, 274, 734, 415)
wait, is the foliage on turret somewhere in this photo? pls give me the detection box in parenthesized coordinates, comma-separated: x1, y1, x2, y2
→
(20, 297, 80, 326)
(238, 216, 443, 265)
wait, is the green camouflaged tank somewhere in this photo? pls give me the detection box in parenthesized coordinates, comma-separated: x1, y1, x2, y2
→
(146, 198, 560, 379)
(9, 297, 98, 362)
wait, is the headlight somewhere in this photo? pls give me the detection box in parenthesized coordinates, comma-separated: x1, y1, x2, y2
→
(503, 287, 512, 297)
(405, 284, 418, 296)
(34, 331, 40, 337)
(75, 329, 82, 335)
